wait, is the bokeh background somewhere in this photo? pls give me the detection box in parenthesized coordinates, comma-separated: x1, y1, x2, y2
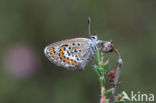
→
(0, 0, 156, 103)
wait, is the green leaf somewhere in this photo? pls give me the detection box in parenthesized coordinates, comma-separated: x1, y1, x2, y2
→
(104, 88, 113, 96)
(104, 66, 112, 75)
(100, 60, 109, 69)
(99, 67, 104, 73)
(93, 65, 102, 77)
(96, 50, 101, 63)
(115, 92, 125, 103)
(118, 92, 124, 97)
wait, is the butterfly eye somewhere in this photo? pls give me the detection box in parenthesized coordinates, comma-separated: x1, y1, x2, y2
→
(91, 36, 96, 40)
(90, 34, 98, 40)
(91, 36, 95, 39)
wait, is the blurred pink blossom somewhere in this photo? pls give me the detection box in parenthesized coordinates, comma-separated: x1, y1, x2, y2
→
(3, 44, 40, 79)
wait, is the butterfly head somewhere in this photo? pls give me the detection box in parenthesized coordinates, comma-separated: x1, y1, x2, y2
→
(90, 33, 100, 45)
(90, 34, 98, 41)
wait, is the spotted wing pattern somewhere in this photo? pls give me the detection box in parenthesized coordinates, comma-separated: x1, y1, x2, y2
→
(44, 38, 94, 70)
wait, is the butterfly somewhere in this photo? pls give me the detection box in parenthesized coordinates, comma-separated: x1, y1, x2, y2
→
(44, 17, 102, 70)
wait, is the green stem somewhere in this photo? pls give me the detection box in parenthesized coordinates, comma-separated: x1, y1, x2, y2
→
(96, 50, 101, 63)
(100, 76, 104, 87)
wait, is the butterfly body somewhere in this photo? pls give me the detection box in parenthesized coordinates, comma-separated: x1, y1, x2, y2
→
(44, 35, 100, 70)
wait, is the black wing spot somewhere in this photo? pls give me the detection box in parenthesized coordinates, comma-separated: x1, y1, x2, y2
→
(68, 47, 71, 49)
(68, 53, 71, 56)
(72, 43, 75, 46)
(67, 51, 70, 56)
(77, 58, 80, 61)
(74, 49, 78, 53)
(78, 43, 80, 46)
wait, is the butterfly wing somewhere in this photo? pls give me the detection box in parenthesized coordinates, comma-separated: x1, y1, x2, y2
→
(44, 38, 93, 70)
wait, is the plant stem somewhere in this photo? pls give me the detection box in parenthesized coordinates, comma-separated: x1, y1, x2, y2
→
(111, 48, 123, 103)
(100, 86, 106, 103)
(95, 41, 123, 103)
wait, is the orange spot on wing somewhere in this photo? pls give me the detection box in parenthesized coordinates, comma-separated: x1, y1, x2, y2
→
(59, 45, 79, 66)
(50, 47, 56, 58)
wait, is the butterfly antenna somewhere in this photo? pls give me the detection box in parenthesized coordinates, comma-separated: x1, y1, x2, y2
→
(88, 16, 91, 37)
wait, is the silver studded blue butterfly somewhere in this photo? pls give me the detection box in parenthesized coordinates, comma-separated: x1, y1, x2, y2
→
(44, 17, 102, 70)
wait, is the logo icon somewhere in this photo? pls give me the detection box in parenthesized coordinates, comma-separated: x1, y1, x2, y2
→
(121, 91, 155, 102)
(122, 91, 131, 101)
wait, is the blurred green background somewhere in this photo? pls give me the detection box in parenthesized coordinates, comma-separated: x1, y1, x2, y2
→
(0, 0, 156, 103)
